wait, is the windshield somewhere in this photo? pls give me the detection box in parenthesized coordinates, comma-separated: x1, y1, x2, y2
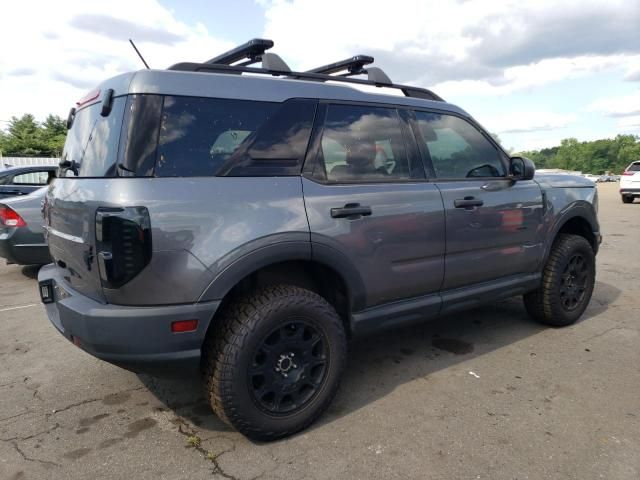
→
(61, 97, 126, 177)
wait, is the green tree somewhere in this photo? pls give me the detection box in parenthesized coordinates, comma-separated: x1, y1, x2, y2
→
(0, 113, 67, 157)
(41, 114, 67, 156)
(515, 135, 640, 174)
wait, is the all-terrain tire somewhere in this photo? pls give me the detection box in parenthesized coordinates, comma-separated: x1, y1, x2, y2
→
(524, 234, 595, 327)
(201, 285, 347, 441)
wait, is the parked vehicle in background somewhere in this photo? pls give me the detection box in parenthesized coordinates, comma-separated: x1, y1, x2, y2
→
(583, 174, 603, 183)
(0, 166, 57, 198)
(0, 187, 51, 265)
(38, 38, 601, 441)
(620, 161, 640, 203)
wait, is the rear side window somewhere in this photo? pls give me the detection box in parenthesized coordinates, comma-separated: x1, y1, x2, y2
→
(156, 97, 316, 177)
(12, 171, 50, 185)
(317, 104, 415, 183)
(413, 111, 506, 179)
(61, 97, 126, 177)
(628, 162, 640, 172)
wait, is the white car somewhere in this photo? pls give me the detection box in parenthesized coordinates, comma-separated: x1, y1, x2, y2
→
(620, 161, 640, 204)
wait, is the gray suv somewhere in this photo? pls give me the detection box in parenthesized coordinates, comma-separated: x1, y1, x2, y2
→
(39, 39, 600, 440)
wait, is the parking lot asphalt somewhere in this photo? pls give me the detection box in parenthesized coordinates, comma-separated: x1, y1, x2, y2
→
(1, 182, 638, 480)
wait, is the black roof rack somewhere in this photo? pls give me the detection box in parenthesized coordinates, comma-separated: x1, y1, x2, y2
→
(307, 55, 374, 76)
(168, 39, 443, 102)
(204, 38, 274, 66)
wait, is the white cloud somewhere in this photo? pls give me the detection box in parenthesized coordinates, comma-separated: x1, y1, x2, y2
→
(616, 115, 640, 131)
(587, 91, 640, 117)
(0, 0, 232, 123)
(477, 111, 577, 135)
(261, 0, 640, 92)
(431, 55, 640, 97)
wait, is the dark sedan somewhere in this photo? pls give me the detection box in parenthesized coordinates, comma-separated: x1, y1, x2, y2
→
(0, 187, 51, 265)
(0, 165, 57, 198)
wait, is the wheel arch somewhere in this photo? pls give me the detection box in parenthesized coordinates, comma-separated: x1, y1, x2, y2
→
(198, 241, 366, 336)
(543, 204, 600, 266)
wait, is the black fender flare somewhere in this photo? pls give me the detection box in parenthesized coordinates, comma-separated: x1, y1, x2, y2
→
(197, 238, 367, 312)
(541, 201, 600, 266)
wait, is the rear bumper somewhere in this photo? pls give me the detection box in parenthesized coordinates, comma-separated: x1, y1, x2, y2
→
(0, 228, 50, 265)
(619, 187, 640, 195)
(38, 264, 220, 375)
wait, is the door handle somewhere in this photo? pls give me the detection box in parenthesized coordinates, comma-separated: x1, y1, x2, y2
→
(330, 203, 372, 219)
(454, 196, 484, 209)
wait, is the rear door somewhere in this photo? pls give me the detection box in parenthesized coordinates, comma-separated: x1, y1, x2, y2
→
(410, 110, 544, 291)
(302, 103, 445, 310)
(44, 95, 127, 302)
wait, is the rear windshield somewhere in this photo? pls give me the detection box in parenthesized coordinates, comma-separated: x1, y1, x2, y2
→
(628, 162, 640, 172)
(61, 97, 126, 177)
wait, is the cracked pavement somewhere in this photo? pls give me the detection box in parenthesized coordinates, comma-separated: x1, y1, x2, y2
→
(1, 183, 638, 479)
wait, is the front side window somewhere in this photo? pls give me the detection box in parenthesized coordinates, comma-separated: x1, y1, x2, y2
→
(156, 97, 316, 177)
(413, 111, 505, 179)
(318, 104, 413, 183)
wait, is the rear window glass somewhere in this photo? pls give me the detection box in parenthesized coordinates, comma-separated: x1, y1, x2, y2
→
(628, 163, 640, 172)
(12, 171, 52, 185)
(61, 97, 126, 177)
(156, 97, 316, 177)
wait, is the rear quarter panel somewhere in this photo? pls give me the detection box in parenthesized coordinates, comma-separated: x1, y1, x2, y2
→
(51, 177, 309, 306)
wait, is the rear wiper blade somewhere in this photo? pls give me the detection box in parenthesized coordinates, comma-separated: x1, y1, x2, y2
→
(117, 163, 136, 174)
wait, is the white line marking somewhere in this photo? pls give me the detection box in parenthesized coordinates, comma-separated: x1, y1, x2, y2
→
(0, 304, 39, 313)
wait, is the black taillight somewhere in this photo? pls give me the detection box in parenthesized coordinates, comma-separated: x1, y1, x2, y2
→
(96, 207, 151, 288)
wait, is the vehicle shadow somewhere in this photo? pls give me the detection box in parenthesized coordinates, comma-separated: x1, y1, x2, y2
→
(138, 279, 620, 439)
(20, 265, 41, 279)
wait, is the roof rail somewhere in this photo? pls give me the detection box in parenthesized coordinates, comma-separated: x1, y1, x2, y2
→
(168, 39, 444, 102)
(307, 55, 374, 75)
(204, 38, 274, 65)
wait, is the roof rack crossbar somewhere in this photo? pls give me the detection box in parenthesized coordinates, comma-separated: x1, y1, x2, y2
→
(205, 38, 274, 65)
(307, 55, 374, 75)
(168, 62, 443, 101)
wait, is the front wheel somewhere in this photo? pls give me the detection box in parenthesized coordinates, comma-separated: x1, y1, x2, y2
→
(524, 234, 595, 327)
(201, 285, 347, 441)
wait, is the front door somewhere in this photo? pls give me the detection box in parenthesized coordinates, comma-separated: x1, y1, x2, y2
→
(302, 103, 446, 310)
(411, 110, 544, 291)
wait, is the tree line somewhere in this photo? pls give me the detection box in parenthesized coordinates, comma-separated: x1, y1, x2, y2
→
(1, 113, 639, 174)
(516, 135, 640, 174)
(0, 114, 66, 157)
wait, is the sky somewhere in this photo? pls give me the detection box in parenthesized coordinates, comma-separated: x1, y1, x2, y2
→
(0, 0, 638, 152)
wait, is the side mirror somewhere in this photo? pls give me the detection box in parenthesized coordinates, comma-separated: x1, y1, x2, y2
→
(509, 156, 535, 181)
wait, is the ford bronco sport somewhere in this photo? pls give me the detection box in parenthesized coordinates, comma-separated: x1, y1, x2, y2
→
(39, 39, 600, 440)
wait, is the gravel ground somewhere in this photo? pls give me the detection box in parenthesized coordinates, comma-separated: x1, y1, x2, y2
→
(0, 182, 638, 480)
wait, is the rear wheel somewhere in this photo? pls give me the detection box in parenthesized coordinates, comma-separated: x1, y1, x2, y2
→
(524, 234, 595, 327)
(622, 195, 634, 204)
(201, 285, 347, 441)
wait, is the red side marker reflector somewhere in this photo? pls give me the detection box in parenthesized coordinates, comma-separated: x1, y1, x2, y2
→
(171, 319, 198, 333)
